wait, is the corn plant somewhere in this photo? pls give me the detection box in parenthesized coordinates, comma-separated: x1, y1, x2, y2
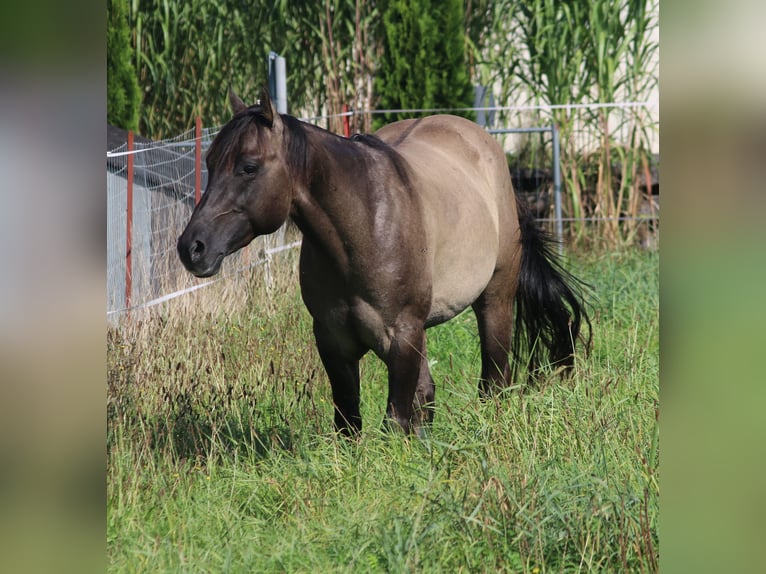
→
(471, 0, 657, 245)
(286, 0, 380, 134)
(509, 0, 591, 238)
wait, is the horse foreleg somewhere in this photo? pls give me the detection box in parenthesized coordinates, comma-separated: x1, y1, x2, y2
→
(313, 322, 363, 435)
(383, 320, 427, 435)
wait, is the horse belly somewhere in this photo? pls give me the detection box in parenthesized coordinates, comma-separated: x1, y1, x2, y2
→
(425, 225, 498, 327)
(415, 191, 502, 326)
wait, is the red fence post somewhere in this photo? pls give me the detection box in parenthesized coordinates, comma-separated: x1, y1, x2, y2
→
(125, 131, 134, 311)
(195, 116, 202, 205)
(342, 104, 350, 138)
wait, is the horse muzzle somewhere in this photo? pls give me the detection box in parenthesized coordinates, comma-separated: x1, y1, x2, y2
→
(177, 232, 225, 278)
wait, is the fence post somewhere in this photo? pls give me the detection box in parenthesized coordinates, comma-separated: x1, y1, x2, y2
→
(269, 52, 288, 114)
(195, 116, 202, 205)
(342, 104, 350, 138)
(125, 131, 134, 311)
(551, 123, 563, 253)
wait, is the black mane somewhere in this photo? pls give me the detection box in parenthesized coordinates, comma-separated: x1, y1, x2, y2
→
(350, 133, 386, 149)
(280, 114, 310, 186)
(351, 133, 412, 188)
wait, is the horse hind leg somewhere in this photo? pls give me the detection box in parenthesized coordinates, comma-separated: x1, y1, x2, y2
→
(472, 290, 514, 398)
(413, 341, 436, 430)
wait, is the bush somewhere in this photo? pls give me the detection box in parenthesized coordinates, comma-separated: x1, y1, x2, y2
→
(107, 0, 140, 131)
(373, 0, 474, 129)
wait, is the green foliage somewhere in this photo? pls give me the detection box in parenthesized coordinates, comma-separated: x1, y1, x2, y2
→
(487, 0, 657, 109)
(108, 248, 658, 572)
(128, 0, 381, 139)
(373, 0, 474, 129)
(107, 0, 140, 131)
(130, 0, 263, 139)
(514, 0, 589, 106)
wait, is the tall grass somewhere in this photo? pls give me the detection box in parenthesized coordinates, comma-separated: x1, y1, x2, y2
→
(129, 0, 380, 138)
(108, 247, 658, 572)
(130, 0, 258, 138)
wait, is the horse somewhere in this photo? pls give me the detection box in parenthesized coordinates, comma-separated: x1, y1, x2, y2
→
(178, 87, 590, 436)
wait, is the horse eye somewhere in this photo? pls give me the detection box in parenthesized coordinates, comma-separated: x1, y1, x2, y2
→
(241, 163, 259, 175)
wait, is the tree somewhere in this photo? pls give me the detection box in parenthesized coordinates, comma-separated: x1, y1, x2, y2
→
(373, 0, 474, 129)
(107, 0, 140, 131)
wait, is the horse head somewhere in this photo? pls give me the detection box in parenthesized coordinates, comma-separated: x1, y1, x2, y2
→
(177, 87, 294, 277)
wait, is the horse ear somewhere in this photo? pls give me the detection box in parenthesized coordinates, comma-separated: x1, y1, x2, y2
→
(229, 89, 248, 115)
(257, 85, 275, 126)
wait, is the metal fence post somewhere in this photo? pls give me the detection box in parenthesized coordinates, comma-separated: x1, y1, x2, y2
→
(125, 131, 134, 311)
(487, 125, 563, 250)
(342, 104, 350, 137)
(195, 116, 202, 205)
(269, 52, 287, 114)
(551, 122, 563, 253)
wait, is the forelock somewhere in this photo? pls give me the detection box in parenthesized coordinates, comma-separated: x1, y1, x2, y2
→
(206, 107, 271, 172)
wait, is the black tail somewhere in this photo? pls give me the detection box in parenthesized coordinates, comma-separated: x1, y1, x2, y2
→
(512, 198, 592, 382)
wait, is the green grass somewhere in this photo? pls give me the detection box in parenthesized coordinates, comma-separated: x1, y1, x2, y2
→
(107, 247, 658, 573)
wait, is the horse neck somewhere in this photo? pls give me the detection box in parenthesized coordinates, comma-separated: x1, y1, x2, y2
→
(289, 124, 376, 268)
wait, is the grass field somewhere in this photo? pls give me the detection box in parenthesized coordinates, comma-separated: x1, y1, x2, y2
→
(107, 246, 658, 573)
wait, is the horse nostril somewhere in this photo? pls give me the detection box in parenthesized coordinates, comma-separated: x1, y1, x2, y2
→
(190, 239, 205, 262)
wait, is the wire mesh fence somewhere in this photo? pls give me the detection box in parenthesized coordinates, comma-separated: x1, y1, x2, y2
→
(106, 125, 293, 321)
(487, 102, 659, 248)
